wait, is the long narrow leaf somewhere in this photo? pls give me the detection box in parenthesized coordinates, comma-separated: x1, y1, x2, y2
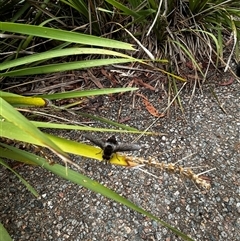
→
(0, 22, 134, 50)
(0, 223, 12, 241)
(0, 98, 67, 158)
(2, 96, 46, 107)
(32, 121, 144, 133)
(38, 87, 138, 99)
(0, 58, 135, 76)
(77, 112, 139, 131)
(0, 158, 39, 197)
(0, 120, 136, 165)
(105, 0, 140, 18)
(0, 48, 136, 71)
(0, 145, 194, 240)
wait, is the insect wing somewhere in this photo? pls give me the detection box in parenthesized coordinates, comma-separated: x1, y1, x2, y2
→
(106, 135, 118, 145)
(84, 134, 105, 149)
(114, 143, 141, 152)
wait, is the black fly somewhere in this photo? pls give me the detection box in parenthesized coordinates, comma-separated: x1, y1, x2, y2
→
(84, 135, 141, 164)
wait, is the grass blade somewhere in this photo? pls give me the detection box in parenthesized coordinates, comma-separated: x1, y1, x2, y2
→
(0, 58, 135, 76)
(0, 144, 194, 240)
(0, 98, 67, 158)
(0, 158, 39, 197)
(38, 87, 138, 99)
(0, 22, 134, 50)
(0, 223, 12, 241)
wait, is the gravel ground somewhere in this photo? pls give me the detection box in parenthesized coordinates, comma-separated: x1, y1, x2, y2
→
(0, 79, 240, 241)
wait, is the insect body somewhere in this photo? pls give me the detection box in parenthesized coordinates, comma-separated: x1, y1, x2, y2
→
(84, 135, 141, 164)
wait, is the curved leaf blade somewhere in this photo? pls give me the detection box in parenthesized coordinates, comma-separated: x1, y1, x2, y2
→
(0, 145, 194, 240)
(0, 58, 134, 77)
(0, 158, 39, 197)
(0, 223, 12, 241)
(0, 98, 67, 158)
(0, 22, 134, 50)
